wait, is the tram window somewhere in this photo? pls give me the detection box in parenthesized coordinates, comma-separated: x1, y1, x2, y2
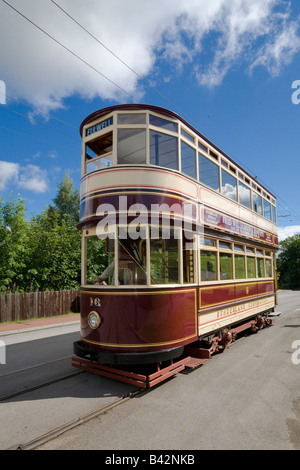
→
(149, 114, 178, 133)
(239, 181, 251, 209)
(200, 237, 216, 247)
(181, 128, 194, 143)
(221, 169, 237, 201)
(117, 129, 146, 164)
(183, 235, 196, 283)
(234, 244, 244, 252)
(86, 236, 114, 286)
(247, 256, 256, 278)
(117, 113, 146, 124)
(257, 257, 264, 278)
(150, 234, 179, 284)
(235, 255, 245, 279)
(86, 132, 112, 157)
(117, 236, 147, 285)
(198, 142, 207, 153)
(181, 141, 196, 179)
(201, 251, 217, 281)
(86, 154, 113, 174)
(265, 258, 272, 277)
(150, 131, 178, 171)
(198, 153, 219, 191)
(263, 199, 271, 220)
(253, 192, 262, 215)
(272, 205, 276, 223)
(219, 241, 231, 249)
(220, 253, 233, 280)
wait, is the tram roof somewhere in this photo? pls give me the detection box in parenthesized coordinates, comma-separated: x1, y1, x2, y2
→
(80, 104, 276, 199)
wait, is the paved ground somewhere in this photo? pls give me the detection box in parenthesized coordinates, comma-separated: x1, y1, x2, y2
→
(0, 313, 80, 336)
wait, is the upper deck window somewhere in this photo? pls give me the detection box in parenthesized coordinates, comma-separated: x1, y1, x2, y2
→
(263, 199, 271, 220)
(181, 141, 196, 179)
(238, 181, 251, 209)
(85, 131, 113, 173)
(253, 192, 262, 215)
(221, 169, 237, 201)
(117, 113, 146, 125)
(117, 128, 146, 164)
(198, 153, 219, 191)
(181, 128, 194, 143)
(150, 130, 178, 170)
(149, 114, 178, 133)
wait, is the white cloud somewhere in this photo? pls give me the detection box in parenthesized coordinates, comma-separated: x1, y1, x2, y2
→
(278, 225, 300, 242)
(0, 0, 299, 111)
(0, 160, 48, 193)
(0, 161, 19, 190)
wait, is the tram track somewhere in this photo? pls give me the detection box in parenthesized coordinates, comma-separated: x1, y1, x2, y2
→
(7, 389, 142, 450)
(0, 355, 82, 402)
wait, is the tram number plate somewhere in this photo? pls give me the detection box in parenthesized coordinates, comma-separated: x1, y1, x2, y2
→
(90, 297, 101, 307)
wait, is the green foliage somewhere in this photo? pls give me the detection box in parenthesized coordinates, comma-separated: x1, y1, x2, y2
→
(0, 174, 85, 293)
(0, 194, 30, 293)
(277, 234, 300, 289)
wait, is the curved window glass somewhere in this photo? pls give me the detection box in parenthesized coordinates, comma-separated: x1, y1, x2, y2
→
(239, 181, 251, 209)
(181, 141, 196, 179)
(117, 113, 146, 124)
(263, 199, 271, 220)
(221, 170, 237, 201)
(150, 131, 178, 170)
(199, 154, 219, 191)
(253, 192, 262, 215)
(117, 129, 146, 164)
(149, 114, 178, 133)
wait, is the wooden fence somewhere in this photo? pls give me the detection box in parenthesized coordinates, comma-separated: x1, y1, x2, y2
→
(0, 290, 80, 323)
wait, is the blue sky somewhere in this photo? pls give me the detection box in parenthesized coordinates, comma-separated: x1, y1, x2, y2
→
(1, 0, 300, 241)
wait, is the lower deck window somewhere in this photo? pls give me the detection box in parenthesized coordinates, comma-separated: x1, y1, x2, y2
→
(247, 256, 256, 278)
(150, 237, 179, 284)
(220, 253, 233, 280)
(201, 251, 217, 281)
(234, 255, 245, 279)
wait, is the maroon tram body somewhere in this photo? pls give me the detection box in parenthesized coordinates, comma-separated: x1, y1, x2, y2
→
(73, 104, 278, 367)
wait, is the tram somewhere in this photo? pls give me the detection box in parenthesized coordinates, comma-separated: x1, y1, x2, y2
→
(73, 104, 278, 368)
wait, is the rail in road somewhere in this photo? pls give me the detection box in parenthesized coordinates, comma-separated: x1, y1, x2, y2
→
(0, 291, 299, 450)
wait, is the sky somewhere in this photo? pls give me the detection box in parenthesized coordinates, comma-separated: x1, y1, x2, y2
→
(0, 0, 300, 242)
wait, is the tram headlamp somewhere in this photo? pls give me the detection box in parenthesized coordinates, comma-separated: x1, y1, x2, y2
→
(88, 311, 101, 329)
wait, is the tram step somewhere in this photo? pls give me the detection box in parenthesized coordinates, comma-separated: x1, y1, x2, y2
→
(184, 357, 209, 369)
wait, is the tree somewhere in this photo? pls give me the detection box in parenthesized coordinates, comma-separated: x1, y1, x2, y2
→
(0, 194, 30, 292)
(27, 208, 81, 291)
(277, 234, 300, 289)
(26, 173, 81, 291)
(50, 173, 80, 224)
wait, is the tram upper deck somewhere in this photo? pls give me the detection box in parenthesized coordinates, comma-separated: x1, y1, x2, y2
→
(79, 104, 277, 249)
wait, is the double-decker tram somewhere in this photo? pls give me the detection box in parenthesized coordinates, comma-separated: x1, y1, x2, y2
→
(73, 104, 278, 384)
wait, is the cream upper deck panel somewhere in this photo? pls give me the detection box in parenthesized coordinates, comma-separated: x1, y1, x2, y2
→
(80, 104, 277, 238)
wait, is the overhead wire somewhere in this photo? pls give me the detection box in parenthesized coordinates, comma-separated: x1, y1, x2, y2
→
(2, 0, 136, 101)
(49, 1, 300, 221)
(2, 0, 299, 221)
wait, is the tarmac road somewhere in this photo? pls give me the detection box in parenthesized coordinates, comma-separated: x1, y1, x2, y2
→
(38, 290, 300, 451)
(0, 291, 299, 451)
